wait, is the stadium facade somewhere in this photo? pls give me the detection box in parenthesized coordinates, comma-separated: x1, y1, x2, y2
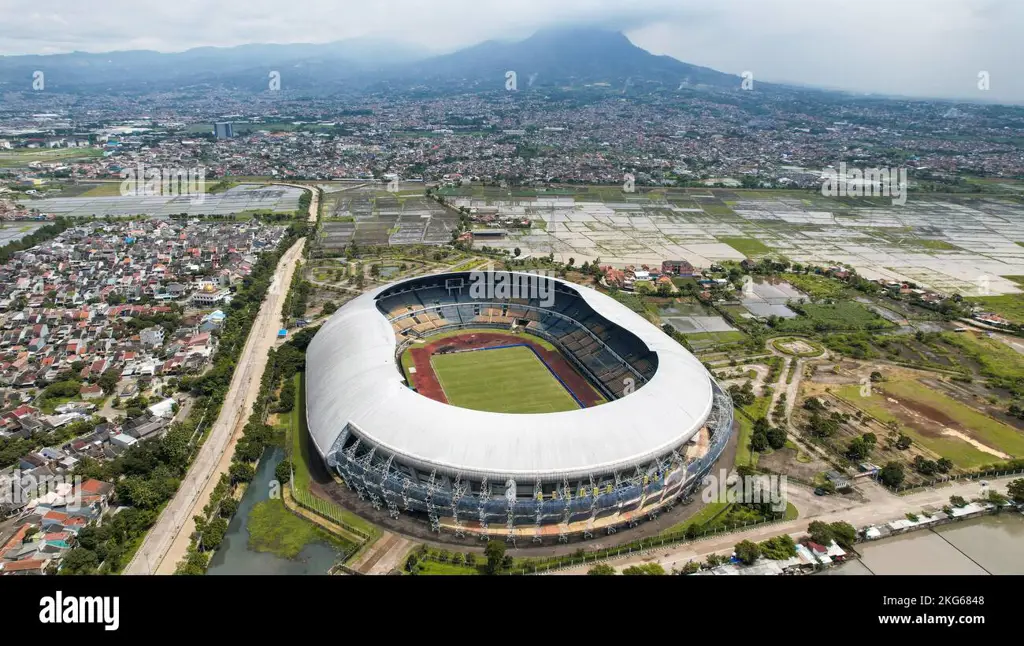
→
(305, 271, 734, 541)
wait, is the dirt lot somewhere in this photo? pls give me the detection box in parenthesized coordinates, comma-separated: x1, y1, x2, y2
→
(757, 444, 831, 484)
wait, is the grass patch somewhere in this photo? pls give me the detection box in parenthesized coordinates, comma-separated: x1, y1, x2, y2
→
(735, 396, 772, 467)
(915, 239, 961, 251)
(835, 383, 1003, 469)
(284, 374, 311, 492)
(941, 331, 1024, 384)
(770, 336, 825, 357)
(417, 560, 482, 575)
(781, 273, 848, 300)
(431, 345, 580, 413)
(608, 290, 645, 313)
(974, 294, 1024, 326)
(881, 379, 1024, 458)
(0, 147, 103, 168)
(778, 301, 891, 332)
(718, 236, 771, 257)
(684, 331, 747, 344)
(400, 351, 417, 389)
(248, 498, 355, 559)
(285, 373, 378, 538)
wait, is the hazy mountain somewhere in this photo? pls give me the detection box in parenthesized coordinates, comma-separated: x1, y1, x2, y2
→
(0, 28, 746, 94)
(402, 27, 741, 89)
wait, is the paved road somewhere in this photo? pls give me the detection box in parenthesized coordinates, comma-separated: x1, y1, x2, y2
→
(551, 476, 1017, 574)
(123, 187, 318, 575)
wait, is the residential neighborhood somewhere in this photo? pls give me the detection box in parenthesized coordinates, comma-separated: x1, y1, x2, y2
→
(0, 218, 288, 574)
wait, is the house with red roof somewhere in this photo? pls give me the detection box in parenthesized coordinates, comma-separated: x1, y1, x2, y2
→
(0, 558, 50, 575)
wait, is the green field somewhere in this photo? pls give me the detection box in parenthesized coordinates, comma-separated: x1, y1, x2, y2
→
(778, 301, 890, 332)
(685, 331, 747, 344)
(431, 345, 580, 414)
(880, 379, 1024, 458)
(0, 147, 104, 168)
(974, 294, 1024, 326)
(781, 273, 849, 300)
(248, 498, 356, 560)
(417, 560, 482, 575)
(941, 331, 1024, 384)
(735, 397, 772, 467)
(835, 382, 1016, 469)
(718, 236, 771, 257)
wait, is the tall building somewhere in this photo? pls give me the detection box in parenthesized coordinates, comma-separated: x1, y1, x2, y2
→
(214, 122, 234, 139)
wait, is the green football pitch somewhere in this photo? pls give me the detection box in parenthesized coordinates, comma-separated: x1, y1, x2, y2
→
(430, 345, 581, 414)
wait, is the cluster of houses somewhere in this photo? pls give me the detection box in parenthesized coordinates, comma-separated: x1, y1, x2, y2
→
(694, 539, 849, 576)
(0, 477, 113, 575)
(602, 259, 700, 291)
(691, 498, 1017, 577)
(0, 218, 294, 574)
(0, 219, 284, 394)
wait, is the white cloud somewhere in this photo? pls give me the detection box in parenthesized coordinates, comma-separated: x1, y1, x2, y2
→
(0, 0, 1020, 101)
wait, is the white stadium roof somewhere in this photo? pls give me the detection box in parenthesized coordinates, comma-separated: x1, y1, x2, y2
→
(305, 274, 714, 481)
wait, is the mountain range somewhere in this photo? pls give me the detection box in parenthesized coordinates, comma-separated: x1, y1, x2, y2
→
(0, 27, 750, 95)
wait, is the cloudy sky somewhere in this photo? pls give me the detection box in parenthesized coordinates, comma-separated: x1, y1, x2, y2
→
(2, 0, 1021, 102)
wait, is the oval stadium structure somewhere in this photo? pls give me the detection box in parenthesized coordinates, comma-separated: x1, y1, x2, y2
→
(305, 271, 734, 540)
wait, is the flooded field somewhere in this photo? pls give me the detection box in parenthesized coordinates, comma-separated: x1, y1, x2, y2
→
(20, 184, 303, 217)
(827, 513, 1024, 575)
(660, 302, 737, 334)
(437, 188, 1024, 295)
(320, 187, 458, 248)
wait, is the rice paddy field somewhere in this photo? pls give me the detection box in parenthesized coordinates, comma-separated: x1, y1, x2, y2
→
(430, 345, 581, 414)
(428, 187, 1024, 297)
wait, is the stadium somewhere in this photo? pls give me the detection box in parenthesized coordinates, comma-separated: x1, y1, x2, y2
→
(305, 270, 734, 542)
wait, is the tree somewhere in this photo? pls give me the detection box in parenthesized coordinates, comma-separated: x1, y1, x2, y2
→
(879, 461, 905, 488)
(870, 371, 883, 382)
(229, 462, 255, 485)
(1007, 478, 1024, 504)
(176, 547, 209, 575)
(680, 561, 701, 574)
(219, 497, 239, 518)
(829, 521, 857, 548)
(484, 540, 506, 574)
(758, 534, 797, 560)
(751, 431, 769, 452)
(513, 247, 521, 258)
(60, 547, 99, 575)
(567, 257, 575, 268)
(621, 563, 665, 575)
(321, 301, 338, 315)
(895, 434, 913, 450)
(275, 459, 293, 485)
(845, 436, 872, 461)
(807, 520, 835, 546)
(202, 516, 228, 551)
(465, 552, 477, 567)
(766, 426, 787, 450)
(588, 563, 616, 575)
(734, 540, 760, 565)
(913, 456, 938, 476)
(936, 457, 953, 474)
(949, 495, 968, 508)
